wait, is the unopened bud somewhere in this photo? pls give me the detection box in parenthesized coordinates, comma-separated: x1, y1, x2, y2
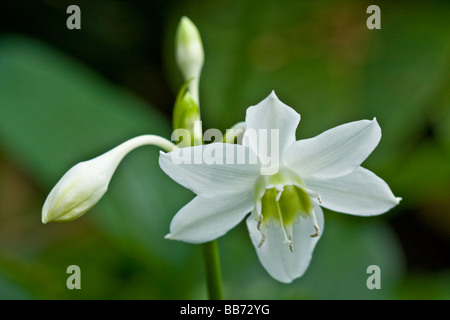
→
(175, 16, 204, 104)
(42, 135, 176, 223)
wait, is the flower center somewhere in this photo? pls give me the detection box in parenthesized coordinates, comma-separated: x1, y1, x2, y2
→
(254, 168, 321, 252)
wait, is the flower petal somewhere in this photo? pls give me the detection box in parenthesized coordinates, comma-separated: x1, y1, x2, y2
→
(166, 191, 254, 243)
(243, 91, 300, 167)
(304, 167, 401, 216)
(159, 143, 260, 198)
(246, 203, 324, 283)
(285, 118, 381, 179)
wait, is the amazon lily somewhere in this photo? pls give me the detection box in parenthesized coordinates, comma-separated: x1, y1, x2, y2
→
(160, 91, 401, 283)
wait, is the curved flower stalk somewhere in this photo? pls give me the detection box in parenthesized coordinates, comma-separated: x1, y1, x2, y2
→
(160, 91, 401, 283)
(42, 135, 176, 224)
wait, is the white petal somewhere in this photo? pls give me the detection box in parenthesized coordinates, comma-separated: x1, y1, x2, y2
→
(285, 118, 381, 179)
(243, 91, 300, 167)
(246, 203, 324, 283)
(166, 191, 254, 243)
(304, 167, 401, 216)
(159, 143, 260, 198)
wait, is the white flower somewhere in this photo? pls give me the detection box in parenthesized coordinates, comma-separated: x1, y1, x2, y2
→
(42, 135, 175, 224)
(159, 91, 401, 283)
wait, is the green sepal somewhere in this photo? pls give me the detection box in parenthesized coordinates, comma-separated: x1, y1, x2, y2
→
(172, 80, 201, 147)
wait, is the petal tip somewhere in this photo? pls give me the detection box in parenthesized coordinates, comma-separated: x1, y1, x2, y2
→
(283, 277, 295, 284)
(369, 117, 382, 136)
(370, 117, 380, 127)
(164, 233, 173, 240)
(41, 207, 49, 224)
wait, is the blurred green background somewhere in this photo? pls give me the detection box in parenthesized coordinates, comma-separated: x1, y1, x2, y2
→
(0, 0, 449, 299)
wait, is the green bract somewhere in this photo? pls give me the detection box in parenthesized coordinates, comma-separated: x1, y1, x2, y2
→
(172, 81, 201, 147)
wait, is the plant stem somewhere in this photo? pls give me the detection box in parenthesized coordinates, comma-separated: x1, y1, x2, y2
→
(201, 240, 223, 300)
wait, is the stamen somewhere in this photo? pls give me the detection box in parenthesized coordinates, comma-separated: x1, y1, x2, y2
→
(258, 232, 266, 248)
(308, 209, 321, 238)
(316, 194, 322, 204)
(275, 186, 284, 202)
(276, 201, 292, 249)
(310, 225, 320, 238)
(296, 184, 322, 204)
(288, 235, 294, 252)
(255, 200, 262, 216)
(257, 214, 263, 231)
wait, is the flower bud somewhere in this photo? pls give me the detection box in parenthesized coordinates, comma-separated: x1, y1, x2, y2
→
(41, 155, 113, 223)
(42, 135, 176, 223)
(175, 16, 204, 104)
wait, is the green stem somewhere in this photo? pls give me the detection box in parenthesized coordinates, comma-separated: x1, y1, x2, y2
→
(201, 240, 223, 300)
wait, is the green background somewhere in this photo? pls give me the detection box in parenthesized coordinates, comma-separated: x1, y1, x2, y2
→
(0, 0, 449, 299)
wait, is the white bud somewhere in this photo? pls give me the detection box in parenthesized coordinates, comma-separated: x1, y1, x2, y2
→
(175, 16, 204, 105)
(41, 156, 113, 223)
(42, 135, 176, 223)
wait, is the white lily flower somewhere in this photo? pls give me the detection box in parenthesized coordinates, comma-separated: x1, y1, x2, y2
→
(42, 135, 176, 224)
(159, 91, 401, 283)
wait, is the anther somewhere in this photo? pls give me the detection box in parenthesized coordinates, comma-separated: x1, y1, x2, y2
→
(257, 215, 263, 230)
(316, 194, 322, 204)
(258, 232, 266, 248)
(310, 225, 320, 238)
(308, 209, 321, 238)
(288, 235, 294, 252)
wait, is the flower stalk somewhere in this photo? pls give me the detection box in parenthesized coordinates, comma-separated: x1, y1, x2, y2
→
(173, 16, 223, 300)
(202, 240, 223, 300)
